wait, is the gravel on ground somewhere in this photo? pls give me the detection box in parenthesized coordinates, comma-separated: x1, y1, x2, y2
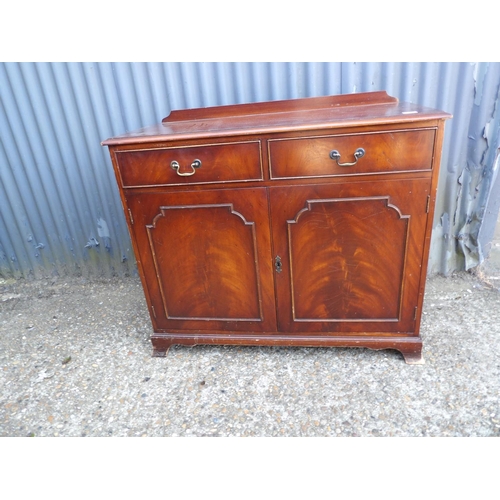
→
(1, 271, 499, 437)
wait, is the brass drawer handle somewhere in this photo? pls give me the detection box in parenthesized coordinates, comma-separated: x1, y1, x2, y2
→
(329, 148, 365, 167)
(170, 159, 202, 176)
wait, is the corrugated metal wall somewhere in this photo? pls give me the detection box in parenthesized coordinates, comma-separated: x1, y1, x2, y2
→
(1, 62, 499, 279)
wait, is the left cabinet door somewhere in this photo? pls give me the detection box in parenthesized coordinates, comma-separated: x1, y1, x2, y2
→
(125, 187, 277, 333)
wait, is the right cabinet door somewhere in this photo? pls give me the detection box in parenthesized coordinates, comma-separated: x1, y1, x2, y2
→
(269, 179, 431, 334)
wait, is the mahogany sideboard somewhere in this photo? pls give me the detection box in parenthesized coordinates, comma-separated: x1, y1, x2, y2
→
(102, 91, 451, 364)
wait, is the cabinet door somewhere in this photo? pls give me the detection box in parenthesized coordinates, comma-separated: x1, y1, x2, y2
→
(269, 179, 430, 334)
(126, 188, 277, 332)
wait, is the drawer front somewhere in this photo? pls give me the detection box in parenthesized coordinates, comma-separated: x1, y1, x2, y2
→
(115, 141, 263, 187)
(268, 129, 435, 179)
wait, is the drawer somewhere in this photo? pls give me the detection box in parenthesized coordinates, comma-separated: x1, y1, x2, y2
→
(268, 129, 435, 179)
(115, 141, 263, 187)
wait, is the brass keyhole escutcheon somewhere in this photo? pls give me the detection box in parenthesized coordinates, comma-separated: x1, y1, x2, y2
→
(275, 256, 282, 273)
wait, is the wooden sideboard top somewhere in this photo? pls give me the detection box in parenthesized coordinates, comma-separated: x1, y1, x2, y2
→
(102, 91, 452, 146)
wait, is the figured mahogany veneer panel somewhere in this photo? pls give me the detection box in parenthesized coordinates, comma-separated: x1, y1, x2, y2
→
(270, 179, 430, 333)
(148, 205, 261, 320)
(125, 188, 277, 332)
(268, 129, 435, 179)
(116, 140, 262, 187)
(288, 197, 408, 321)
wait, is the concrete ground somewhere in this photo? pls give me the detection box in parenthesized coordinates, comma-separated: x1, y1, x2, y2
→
(1, 263, 499, 437)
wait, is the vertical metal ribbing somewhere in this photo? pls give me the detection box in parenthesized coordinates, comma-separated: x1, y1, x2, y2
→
(35, 62, 102, 274)
(1, 62, 500, 278)
(1, 62, 69, 276)
(232, 62, 253, 104)
(63, 63, 120, 267)
(163, 62, 187, 111)
(76, 62, 125, 263)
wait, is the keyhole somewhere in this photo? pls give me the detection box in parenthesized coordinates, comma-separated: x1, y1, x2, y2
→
(275, 256, 282, 273)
